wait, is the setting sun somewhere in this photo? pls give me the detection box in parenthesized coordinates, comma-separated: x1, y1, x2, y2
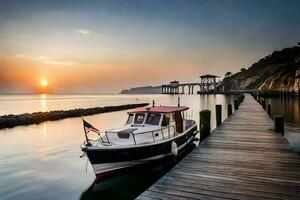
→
(36, 78, 51, 94)
(40, 79, 48, 87)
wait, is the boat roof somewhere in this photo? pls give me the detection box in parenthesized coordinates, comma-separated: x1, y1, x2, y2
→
(128, 106, 189, 114)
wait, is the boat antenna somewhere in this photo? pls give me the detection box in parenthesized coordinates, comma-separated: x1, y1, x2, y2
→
(152, 100, 155, 107)
(177, 97, 180, 107)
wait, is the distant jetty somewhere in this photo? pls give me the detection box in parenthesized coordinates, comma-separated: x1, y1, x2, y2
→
(0, 103, 149, 129)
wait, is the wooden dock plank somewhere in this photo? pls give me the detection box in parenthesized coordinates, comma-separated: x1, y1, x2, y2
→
(136, 94, 300, 200)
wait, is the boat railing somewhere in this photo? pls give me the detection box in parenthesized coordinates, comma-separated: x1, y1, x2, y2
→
(104, 126, 176, 145)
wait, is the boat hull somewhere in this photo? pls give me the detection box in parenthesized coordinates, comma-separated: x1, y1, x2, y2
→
(86, 124, 198, 179)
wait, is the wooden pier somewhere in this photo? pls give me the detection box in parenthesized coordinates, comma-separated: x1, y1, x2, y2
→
(137, 94, 300, 200)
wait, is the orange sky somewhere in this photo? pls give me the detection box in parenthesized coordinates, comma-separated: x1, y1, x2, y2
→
(1, 1, 299, 94)
(0, 49, 262, 94)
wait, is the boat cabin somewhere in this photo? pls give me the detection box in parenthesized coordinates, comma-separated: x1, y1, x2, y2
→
(101, 106, 194, 146)
(126, 106, 189, 133)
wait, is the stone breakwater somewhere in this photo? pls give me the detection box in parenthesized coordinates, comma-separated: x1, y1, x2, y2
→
(0, 103, 149, 129)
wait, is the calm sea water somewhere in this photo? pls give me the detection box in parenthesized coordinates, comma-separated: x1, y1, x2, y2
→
(264, 96, 300, 152)
(0, 94, 299, 200)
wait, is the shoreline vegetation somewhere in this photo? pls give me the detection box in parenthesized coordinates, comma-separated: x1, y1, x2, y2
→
(0, 103, 149, 130)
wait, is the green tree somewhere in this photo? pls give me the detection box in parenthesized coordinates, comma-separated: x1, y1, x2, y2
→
(225, 71, 233, 78)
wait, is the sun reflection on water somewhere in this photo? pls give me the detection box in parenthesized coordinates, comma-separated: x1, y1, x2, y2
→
(43, 123, 47, 140)
(40, 94, 47, 112)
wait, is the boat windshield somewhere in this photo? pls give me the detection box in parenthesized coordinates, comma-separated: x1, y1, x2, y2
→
(145, 113, 161, 125)
(126, 114, 134, 124)
(134, 113, 145, 124)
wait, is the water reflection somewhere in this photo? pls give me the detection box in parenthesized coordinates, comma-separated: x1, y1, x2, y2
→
(40, 94, 47, 112)
(0, 94, 236, 200)
(42, 123, 47, 140)
(265, 96, 300, 125)
(264, 96, 300, 152)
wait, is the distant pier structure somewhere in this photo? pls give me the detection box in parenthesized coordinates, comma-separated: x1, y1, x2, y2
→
(161, 74, 220, 94)
(199, 74, 220, 93)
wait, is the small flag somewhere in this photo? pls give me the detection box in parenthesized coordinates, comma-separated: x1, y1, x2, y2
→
(82, 118, 100, 134)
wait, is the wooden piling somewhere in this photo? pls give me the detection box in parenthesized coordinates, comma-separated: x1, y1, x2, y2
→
(275, 116, 284, 135)
(234, 100, 238, 110)
(284, 89, 287, 98)
(227, 104, 232, 117)
(261, 100, 266, 110)
(267, 104, 271, 117)
(199, 110, 211, 142)
(216, 105, 222, 126)
(237, 94, 244, 105)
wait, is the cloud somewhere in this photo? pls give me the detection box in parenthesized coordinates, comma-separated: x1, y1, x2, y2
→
(5, 54, 79, 67)
(44, 60, 77, 66)
(75, 29, 92, 35)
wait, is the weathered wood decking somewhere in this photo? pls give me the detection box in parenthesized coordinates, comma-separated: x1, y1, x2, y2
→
(137, 94, 300, 200)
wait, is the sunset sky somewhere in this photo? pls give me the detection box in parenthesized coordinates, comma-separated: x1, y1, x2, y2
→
(1, 0, 300, 94)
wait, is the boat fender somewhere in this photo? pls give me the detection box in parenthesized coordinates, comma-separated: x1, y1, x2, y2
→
(171, 141, 178, 156)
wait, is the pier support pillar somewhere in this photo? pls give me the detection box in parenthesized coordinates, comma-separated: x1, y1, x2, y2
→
(200, 110, 211, 142)
(275, 116, 284, 135)
(267, 104, 272, 117)
(227, 104, 232, 117)
(262, 100, 266, 110)
(216, 105, 222, 126)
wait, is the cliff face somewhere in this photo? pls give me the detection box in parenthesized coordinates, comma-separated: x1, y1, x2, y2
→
(220, 46, 300, 93)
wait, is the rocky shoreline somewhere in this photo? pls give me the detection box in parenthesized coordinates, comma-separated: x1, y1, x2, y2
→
(0, 103, 149, 130)
(218, 45, 300, 94)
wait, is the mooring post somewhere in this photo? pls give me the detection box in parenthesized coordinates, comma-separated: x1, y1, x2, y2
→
(237, 94, 242, 105)
(284, 89, 287, 99)
(280, 89, 282, 97)
(216, 105, 222, 126)
(200, 110, 211, 142)
(227, 104, 232, 117)
(261, 100, 266, 110)
(267, 104, 271, 117)
(234, 100, 238, 110)
(275, 116, 284, 135)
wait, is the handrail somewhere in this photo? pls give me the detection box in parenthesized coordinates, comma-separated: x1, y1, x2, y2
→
(104, 132, 110, 143)
(151, 131, 155, 143)
(104, 125, 176, 145)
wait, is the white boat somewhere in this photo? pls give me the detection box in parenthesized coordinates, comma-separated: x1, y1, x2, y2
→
(81, 105, 198, 180)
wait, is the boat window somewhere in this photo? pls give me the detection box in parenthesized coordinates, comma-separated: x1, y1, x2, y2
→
(126, 114, 134, 124)
(134, 113, 145, 124)
(145, 113, 161, 125)
(171, 113, 175, 121)
(161, 114, 170, 126)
